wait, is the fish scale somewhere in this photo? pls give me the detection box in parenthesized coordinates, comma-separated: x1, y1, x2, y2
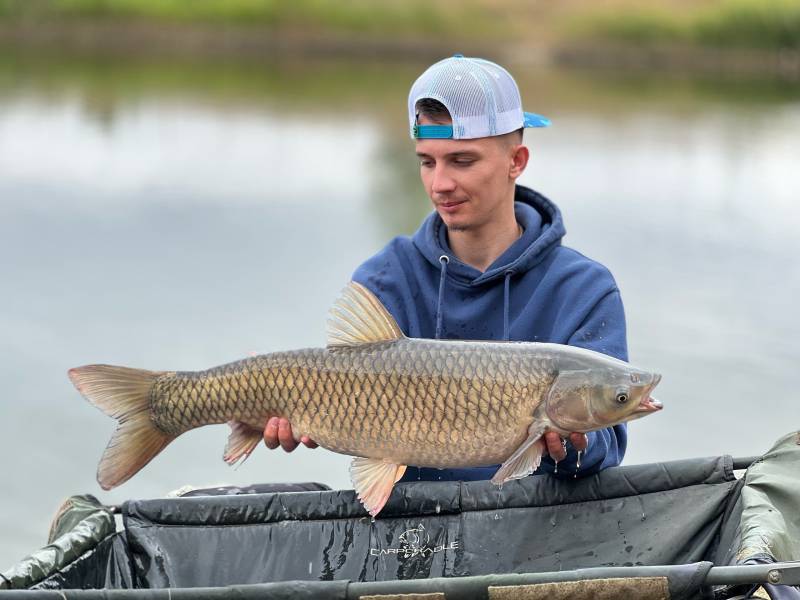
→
(68, 281, 662, 517)
(147, 339, 551, 468)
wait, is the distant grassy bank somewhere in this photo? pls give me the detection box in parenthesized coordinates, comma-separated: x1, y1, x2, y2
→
(577, 0, 800, 51)
(2, 0, 799, 50)
(0, 0, 798, 78)
(0, 0, 499, 37)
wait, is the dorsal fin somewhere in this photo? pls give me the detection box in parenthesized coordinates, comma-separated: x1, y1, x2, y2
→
(326, 282, 404, 347)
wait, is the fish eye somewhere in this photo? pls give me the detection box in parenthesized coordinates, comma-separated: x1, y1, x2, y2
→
(616, 392, 629, 404)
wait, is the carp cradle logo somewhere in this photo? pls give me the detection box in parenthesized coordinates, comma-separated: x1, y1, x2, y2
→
(370, 525, 459, 558)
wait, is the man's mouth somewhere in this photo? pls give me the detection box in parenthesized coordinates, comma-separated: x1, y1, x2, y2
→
(437, 200, 466, 213)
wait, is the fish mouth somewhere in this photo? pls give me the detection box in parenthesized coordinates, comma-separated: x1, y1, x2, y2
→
(633, 374, 663, 416)
(637, 396, 663, 413)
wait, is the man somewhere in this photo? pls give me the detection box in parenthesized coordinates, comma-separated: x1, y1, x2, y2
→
(263, 55, 628, 481)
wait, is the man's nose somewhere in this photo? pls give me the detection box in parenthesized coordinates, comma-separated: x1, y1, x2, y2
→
(431, 165, 457, 194)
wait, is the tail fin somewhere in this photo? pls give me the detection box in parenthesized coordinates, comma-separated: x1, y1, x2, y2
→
(68, 365, 175, 490)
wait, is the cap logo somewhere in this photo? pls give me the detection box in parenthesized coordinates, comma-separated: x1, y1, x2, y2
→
(413, 124, 453, 139)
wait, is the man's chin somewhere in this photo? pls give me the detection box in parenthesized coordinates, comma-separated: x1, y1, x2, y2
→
(437, 212, 470, 232)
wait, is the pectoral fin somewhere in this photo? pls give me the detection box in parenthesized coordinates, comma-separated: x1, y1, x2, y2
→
(223, 421, 264, 466)
(350, 457, 407, 517)
(491, 423, 548, 485)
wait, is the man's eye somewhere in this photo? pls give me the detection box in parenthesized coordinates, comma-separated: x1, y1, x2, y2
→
(420, 160, 433, 168)
(454, 160, 474, 166)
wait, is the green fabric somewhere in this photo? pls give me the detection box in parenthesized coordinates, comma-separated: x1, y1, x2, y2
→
(47, 494, 111, 543)
(737, 431, 800, 562)
(0, 495, 115, 590)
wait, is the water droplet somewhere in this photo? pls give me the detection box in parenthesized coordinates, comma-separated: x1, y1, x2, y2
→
(553, 460, 558, 474)
(576, 450, 582, 469)
(435, 503, 441, 514)
(308, 561, 313, 574)
(494, 513, 501, 520)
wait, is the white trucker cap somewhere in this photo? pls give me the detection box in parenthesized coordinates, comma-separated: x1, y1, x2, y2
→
(408, 54, 550, 140)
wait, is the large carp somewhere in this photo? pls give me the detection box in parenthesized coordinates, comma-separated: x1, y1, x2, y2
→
(69, 281, 662, 516)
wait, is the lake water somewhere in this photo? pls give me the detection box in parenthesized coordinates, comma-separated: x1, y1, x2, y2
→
(1, 54, 798, 569)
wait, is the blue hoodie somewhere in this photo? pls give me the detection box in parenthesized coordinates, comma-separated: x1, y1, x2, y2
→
(352, 184, 628, 482)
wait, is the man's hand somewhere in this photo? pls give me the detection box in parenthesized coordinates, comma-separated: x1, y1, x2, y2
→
(544, 431, 588, 462)
(263, 417, 318, 452)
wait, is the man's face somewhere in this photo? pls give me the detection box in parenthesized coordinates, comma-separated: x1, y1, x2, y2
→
(415, 115, 520, 232)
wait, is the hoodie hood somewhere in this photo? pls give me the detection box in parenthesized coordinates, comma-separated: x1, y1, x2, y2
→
(411, 184, 566, 286)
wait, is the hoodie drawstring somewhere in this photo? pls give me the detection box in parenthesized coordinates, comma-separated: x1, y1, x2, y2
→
(435, 255, 449, 339)
(503, 270, 514, 341)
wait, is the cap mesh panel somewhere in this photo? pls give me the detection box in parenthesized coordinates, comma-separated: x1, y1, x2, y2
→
(408, 56, 527, 139)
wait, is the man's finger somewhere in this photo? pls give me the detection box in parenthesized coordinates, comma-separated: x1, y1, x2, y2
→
(263, 417, 280, 450)
(300, 436, 319, 449)
(278, 418, 298, 452)
(544, 432, 567, 462)
(570, 432, 589, 451)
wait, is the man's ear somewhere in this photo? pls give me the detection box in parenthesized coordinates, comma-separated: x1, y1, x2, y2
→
(509, 144, 529, 180)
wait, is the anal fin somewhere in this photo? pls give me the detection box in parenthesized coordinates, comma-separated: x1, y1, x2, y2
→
(223, 421, 264, 466)
(491, 423, 548, 485)
(349, 457, 406, 517)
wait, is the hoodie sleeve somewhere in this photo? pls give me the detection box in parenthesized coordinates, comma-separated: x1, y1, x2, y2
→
(544, 287, 629, 480)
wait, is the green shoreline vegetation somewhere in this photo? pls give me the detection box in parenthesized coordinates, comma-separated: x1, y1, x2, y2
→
(0, 0, 500, 37)
(574, 0, 800, 51)
(1, 0, 799, 51)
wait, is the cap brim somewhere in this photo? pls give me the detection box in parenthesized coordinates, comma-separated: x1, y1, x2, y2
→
(523, 112, 551, 128)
